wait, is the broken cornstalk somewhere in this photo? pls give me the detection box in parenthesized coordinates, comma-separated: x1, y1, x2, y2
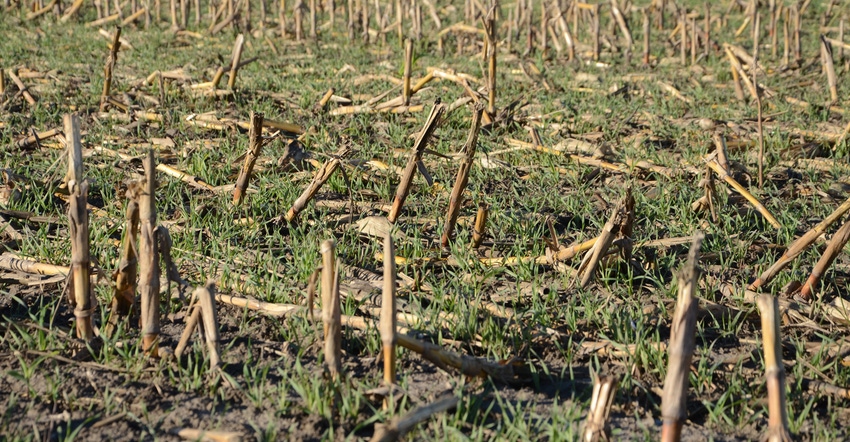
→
(139, 150, 161, 356)
(232, 111, 264, 206)
(661, 233, 703, 442)
(100, 27, 122, 111)
(756, 294, 793, 442)
(441, 103, 484, 248)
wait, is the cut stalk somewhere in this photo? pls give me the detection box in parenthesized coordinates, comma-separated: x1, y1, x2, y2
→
(321, 239, 342, 379)
(100, 26, 122, 111)
(751, 196, 850, 291)
(581, 375, 618, 441)
(227, 34, 245, 90)
(484, 6, 497, 117)
(471, 203, 488, 248)
(820, 35, 838, 104)
(441, 104, 484, 248)
(232, 112, 265, 206)
(65, 114, 95, 342)
(402, 39, 412, 106)
(387, 102, 445, 223)
(139, 150, 160, 356)
(371, 395, 459, 442)
(705, 159, 781, 229)
(197, 283, 221, 368)
(284, 147, 349, 222)
(577, 190, 630, 289)
(661, 233, 703, 442)
(800, 218, 850, 301)
(380, 233, 397, 409)
(753, 13, 764, 189)
(106, 180, 141, 337)
(642, 8, 650, 65)
(756, 294, 793, 442)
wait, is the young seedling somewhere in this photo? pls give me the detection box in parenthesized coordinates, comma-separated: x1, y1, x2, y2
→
(800, 218, 850, 301)
(581, 374, 618, 441)
(100, 27, 122, 111)
(65, 114, 95, 342)
(441, 103, 484, 248)
(388, 101, 445, 223)
(756, 294, 793, 442)
(139, 150, 161, 356)
(322, 239, 342, 380)
(661, 233, 703, 442)
(750, 196, 850, 290)
(232, 111, 264, 206)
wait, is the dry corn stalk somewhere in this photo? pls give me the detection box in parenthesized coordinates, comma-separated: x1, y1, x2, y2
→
(800, 217, 850, 301)
(402, 39, 413, 106)
(581, 375, 618, 441)
(100, 27, 122, 111)
(106, 180, 142, 337)
(65, 114, 95, 341)
(371, 395, 459, 442)
(197, 283, 222, 368)
(232, 111, 264, 205)
(441, 103, 484, 248)
(322, 239, 342, 379)
(284, 147, 349, 222)
(174, 303, 201, 359)
(750, 195, 850, 290)
(7, 69, 37, 106)
(577, 189, 631, 289)
(227, 34, 245, 90)
(661, 233, 703, 442)
(139, 150, 161, 356)
(756, 294, 793, 442)
(471, 203, 488, 248)
(381, 233, 397, 408)
(820, 35, 838, 103)
(388, 102, 445, 223)
(705, 159, 781, 229)
(483, 6, 497, 117)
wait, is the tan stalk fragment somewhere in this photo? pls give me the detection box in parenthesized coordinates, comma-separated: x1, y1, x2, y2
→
(441, 104, 484, 248)
(661, 234, 703, 442)
(388, 102, 445, 223)
(139, 150, 161, 356)
(756, 295, 793, 442)
(100, 27, 122, 111)
(232, 112, 264, 205)
(581, 375, 618, 441)
(322, 239, 342, 379)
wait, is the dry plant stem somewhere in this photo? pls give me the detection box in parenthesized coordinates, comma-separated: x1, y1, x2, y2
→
(106, 182, 141, 336)
(705, 160, 781, 229)
(8, 69, 37, 106)
(578, 191, 629, 289)
(318, 88, 335, 109)
(321, 239, 342, 380)
(484, 7, 497, 116)
(174, 304, 201, 359)
(751, 196, 850, 290)
(371, 395, 459, 442)
(661, 233, 703, 442)
(440, 104, 484, 248)
(232, 112, 264, 205)
(196, 284, 221, 367)
(756, 294, 794, 442)
(65, 114, 95, 342)
(227, 34, 245, 90)
(611, 0, 632, 50)
(820, 35, 838, 103)
(800, 218, 850, 300)
(0, 254, 69, 276)
(284, 148, 347, 222)
(581, 375, 618, 442)
(642, 9, 650, 65)
(471, 204, 488, 248)
(387, 102, 445, 223)
(402, 39, 412, 106)
(175, 428, 241, 442)
(100, 27, 122, 111)
(380, 234, 397, 400)
(753, 13, 764, 189)
(139, 150, 161, 356)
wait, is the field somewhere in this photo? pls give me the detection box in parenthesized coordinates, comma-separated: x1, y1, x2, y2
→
(2, 0, 850, 440)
